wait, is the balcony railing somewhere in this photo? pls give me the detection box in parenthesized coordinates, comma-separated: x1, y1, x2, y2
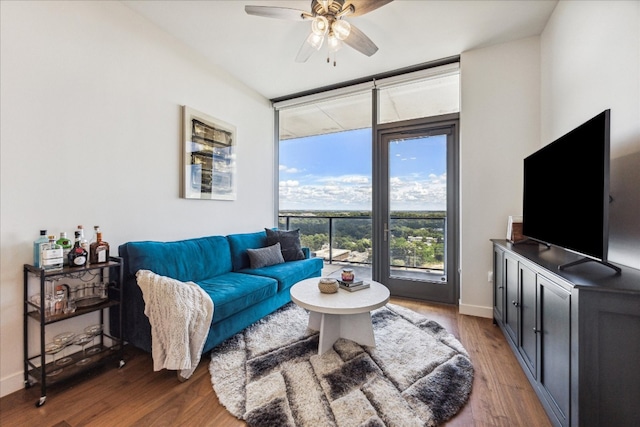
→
(278, 213, 446, 272)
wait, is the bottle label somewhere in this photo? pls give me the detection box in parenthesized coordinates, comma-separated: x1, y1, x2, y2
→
(72, 255, 87, 266)
(57, 239, 72, 249)
(96, 247, 107, 263)
(41, 257, 63, 266)
(41, 248, 63, 260)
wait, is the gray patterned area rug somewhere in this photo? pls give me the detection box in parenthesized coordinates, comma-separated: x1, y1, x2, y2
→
(209, 302, 473, 427)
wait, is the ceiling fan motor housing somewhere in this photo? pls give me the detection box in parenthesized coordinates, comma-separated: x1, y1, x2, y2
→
(311, 0, 347, 17)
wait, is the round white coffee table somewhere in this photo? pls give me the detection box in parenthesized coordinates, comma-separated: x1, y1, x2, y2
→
(290, 277, 390, 355)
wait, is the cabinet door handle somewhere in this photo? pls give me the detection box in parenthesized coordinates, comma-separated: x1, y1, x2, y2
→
(533, 328, 541, 333)
(498, 286, 504, 289)
(511, 300, 519, 307)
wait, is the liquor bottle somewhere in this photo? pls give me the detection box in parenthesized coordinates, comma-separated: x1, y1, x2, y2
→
(68, 231, 88, 267)
(33, 230, 48, 267)
(77, 225, 90, 263)
(90, 225, 100, 245)
(89, 230, 110, 264)
(40, 235, 63, 272)
(56, 232, 73, 266)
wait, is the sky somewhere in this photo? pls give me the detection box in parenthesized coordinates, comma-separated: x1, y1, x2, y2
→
(279, 128, 447, 211)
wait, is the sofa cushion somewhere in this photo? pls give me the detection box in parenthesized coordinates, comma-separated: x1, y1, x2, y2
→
(123, 236, 232, 282)
(196, 272, 278, 324)
(240, 257, 324, 292)
(247, 242, 285, 269)
(227, 231, 268, 271)
(265, 228, 305, 261)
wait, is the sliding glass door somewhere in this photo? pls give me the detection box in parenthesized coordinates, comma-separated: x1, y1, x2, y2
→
(373, 116, 459, 303)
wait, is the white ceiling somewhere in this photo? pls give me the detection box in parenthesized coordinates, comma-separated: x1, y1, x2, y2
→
(122, 0, 558, 100)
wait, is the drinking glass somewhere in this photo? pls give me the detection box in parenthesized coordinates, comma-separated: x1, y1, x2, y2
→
(84, 324, 103, 355)
(74, 333, 93, 365)
(63, 299, 76, 314)
(52, 289, 65, 315)
(44, 342, 63, 376)
(44, 281, 54, 319)
(53, 332, 76, 366)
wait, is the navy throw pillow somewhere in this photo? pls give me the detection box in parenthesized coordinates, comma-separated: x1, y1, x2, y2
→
(265, 228, 305, 262)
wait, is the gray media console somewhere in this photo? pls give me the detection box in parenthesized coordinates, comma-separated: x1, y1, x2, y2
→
(491, 239, 640, 427)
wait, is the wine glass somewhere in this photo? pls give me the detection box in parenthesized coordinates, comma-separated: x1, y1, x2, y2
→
(84, 324, 103, 355)
(74, 333, 93, 365)
(53, 332, 76, 366)
(44, 342, 63, 376)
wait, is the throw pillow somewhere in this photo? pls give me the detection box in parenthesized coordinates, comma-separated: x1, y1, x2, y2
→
(246, 242, 285, 269)
(265, 228, 305, 262)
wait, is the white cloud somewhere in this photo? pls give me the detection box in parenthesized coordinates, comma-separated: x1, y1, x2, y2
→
(279, 165, 300, 173)
(279, 171, 446, 211)
(339, 175, 369, 184)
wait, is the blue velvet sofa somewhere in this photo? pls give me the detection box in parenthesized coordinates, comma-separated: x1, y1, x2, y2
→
(113, 230, 323, 354)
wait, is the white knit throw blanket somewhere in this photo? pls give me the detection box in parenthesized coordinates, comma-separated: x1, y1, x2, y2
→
(136, 269, 214, 380)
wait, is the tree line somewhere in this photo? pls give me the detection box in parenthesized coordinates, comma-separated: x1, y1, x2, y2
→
(279, 211, 445, 270)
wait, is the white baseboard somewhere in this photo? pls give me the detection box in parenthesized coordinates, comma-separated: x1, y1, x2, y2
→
(1, 371, 25, 399)
(458, 302, 493, 319)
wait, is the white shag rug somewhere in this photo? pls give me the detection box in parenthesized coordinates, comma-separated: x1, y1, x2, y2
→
(209, 303, 473, 427)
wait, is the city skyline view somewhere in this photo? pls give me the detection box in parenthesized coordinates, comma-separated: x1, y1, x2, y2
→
(279, 128, 447, 211)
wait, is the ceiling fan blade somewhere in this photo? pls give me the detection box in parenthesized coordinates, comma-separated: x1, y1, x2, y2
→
(295, 35, 318, 63)
(344, 24, 378, 56)
(245, 5, 310, 21)
(344, 0, 393, 17)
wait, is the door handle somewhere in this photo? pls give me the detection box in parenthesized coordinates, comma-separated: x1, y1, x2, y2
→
(384, 223, 389, 242)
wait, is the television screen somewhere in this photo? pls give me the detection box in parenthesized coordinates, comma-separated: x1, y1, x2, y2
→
(523, 109, 610, 262)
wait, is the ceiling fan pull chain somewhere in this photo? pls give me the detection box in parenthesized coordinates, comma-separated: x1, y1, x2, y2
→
(327, 50, 337, 66)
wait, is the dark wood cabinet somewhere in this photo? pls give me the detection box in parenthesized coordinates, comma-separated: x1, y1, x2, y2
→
(492, 240, 640, 427)
(538, 274, 571, 424)
(504, 253, 519, 344)
(518, 262, 538, 378)
(492, 245, 505, 323)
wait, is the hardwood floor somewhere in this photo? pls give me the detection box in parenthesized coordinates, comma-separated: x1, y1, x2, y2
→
(0, 298, 552, 427)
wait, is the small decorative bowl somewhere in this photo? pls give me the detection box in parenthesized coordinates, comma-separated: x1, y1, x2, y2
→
(318, 278, 339, 294)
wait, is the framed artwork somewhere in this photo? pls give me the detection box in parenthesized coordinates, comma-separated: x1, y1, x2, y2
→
(182, 106, 236, 200)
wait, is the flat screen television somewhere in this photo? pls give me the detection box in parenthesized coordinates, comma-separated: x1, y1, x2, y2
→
(522, 109, 620, 273)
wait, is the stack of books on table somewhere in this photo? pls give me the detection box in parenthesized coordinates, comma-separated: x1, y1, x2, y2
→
(338, 280, 370, 292)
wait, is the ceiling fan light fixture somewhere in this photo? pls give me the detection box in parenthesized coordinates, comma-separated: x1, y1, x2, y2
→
(328, 33, 343, 52)
(332, 19, 351, 40)
(306, 32, 325, 50)
(311, 15, 329, 36)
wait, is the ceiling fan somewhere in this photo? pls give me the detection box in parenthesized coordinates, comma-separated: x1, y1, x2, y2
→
(245, 0, 393, 66)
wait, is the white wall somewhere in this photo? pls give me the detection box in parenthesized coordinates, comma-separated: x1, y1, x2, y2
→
(541, 0, 640, 269)
(0, 1, 274, 397)
(458, 37, 542, 317)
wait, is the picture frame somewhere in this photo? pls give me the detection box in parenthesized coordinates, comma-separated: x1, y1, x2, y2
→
(506, 215, 524, 243)
(182, 106, 236, 200)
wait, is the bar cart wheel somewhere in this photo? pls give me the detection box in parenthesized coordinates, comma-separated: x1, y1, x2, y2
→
(35, 396, 46, 407)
